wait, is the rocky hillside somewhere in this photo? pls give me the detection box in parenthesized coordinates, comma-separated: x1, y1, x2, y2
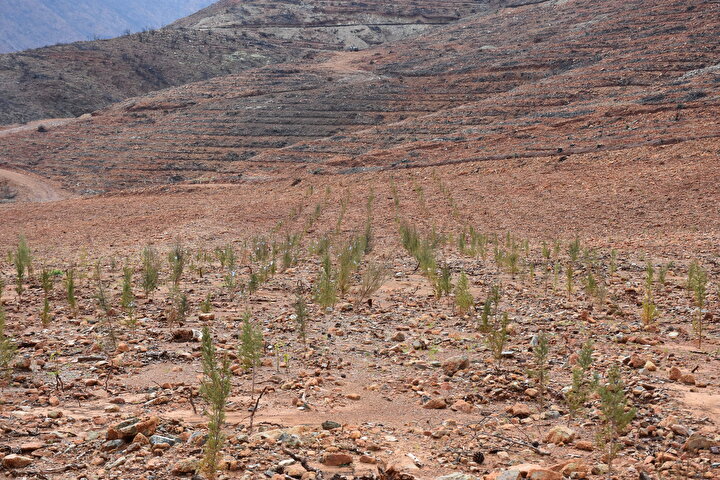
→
(1, 0, 717, 194)
(0, 0, 487, 125)
(0, 0, 215, 53)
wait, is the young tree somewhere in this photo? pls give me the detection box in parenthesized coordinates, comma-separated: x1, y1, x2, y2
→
(0, 305, 17, 382)
(529, 331, 550, 407)
(454, 272, 474, 315)
(198, 326, 232, 480)
(596, 365, 636, 470)
(141, 246, 161, 296)
(238, 313, 263, 399)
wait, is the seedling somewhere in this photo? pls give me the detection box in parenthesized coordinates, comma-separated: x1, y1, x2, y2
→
(198, 326, 232, 480)
(529, 331, 550, 407)
(355, 261, 389, 306)
(454, 272, 474, 315)
(238, 313, 263, 399)
(168, 242, 187, 287)
(293, 294, 309, 344)
(0, 305, 17, 383)
(120, 263, 135, 312)
(141, 246, 161, 296)
(596, 365, 637, 470)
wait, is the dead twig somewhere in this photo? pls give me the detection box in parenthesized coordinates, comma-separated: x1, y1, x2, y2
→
(248, 386, 268, 434)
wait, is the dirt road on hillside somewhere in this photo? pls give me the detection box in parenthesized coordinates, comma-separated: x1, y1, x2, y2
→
(0, 168, 69, 202)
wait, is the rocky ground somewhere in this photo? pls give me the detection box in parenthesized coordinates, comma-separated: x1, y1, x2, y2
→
(0, 176, 718, 479)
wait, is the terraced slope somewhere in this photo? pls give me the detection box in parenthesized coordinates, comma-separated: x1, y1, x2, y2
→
(0, 0, 487, 125)
(0, 0, 718, 193)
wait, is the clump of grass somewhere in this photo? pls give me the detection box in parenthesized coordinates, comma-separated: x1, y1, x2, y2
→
(198, 326, 232, 480)
(454, 272, 474, 315)
(596, 365, 637, 471)
(215, 244, 236, 271)
(641, 261, 658, 325)
(141, 246, 161, 296)
(39, 267, 54, 326)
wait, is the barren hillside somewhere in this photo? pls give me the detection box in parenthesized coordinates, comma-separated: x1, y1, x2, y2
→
(0, 0, 487, 125)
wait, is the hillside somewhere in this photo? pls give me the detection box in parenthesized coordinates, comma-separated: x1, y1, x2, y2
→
(0, 0, 486, 125)
(0, 0, 215, 53)
(1, 0, 717, 193)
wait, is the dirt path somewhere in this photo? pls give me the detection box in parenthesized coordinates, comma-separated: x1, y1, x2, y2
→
(0, 168, 70, 202)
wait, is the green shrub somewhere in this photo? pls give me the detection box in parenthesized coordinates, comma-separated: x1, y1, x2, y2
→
(121, 263, 135, 312)
(355, 261, 389, 306)
(529, 331, 550, 406)
(65, 268, 77, 314)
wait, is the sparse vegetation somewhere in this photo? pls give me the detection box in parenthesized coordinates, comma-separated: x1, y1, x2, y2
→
(596, 364, 637, 470)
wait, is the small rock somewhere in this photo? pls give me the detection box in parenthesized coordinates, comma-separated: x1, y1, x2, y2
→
(322, 453, 353, 466)
(507, 403, 532, 418)
(442, 355, 470, 376)
(668, 366, 682, 381)
(2, 454, 33, 469)
(545, 426, 575, 445)
(680, 374, 695, 385)
(322, 420, 342, 430)
(172, 459, 197, 474)
(423, 398, 447, 409)
(285, 463, 307, 478)
(683, 433, 716, 453)
(450, 399, 473, 413)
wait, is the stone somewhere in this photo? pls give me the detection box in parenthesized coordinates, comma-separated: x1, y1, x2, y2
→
(322, 453, 353, 466)
(199, 312, 215, 322)
(2, 454, 33, 469)
(644, 360, 657, 371)
(442, 355, 470, 376)
(680, 373, 696, 385)
(450, 399, 474, 413)
(132, 433, 150, 445)
(668, 366, 682, 381)
(683, 433, 716, 453)
(495, 472, 522, 480)
(507, 403, 532, 418)
(107, 417, 158, 440)
(391, 332, 406, 342)
(322, 420, 342, 430)
(526, 468, 562, 480)
(19, 442, 44, 452)
(574, 440, 594, 451)
(149, 434, 181, 446)
(437, 473, 477, 480)
(102, 439, 125, 451)
(385, 454, 420, 476)
(423, 398, 447, 409)
(285, 463, 307, 477)
(545, 426, 575, 444)
(172, 459, 197, 474)
(346, 393, 361, 400)
(628, 354, 646, 369)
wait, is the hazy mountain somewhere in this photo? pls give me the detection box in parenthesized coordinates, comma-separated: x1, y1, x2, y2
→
(0, 0, 215, 53)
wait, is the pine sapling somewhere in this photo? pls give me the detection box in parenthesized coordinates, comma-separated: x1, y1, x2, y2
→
(529, 331, 550, 407)
(454, 272, 474, 315)
(293, 294, 309, 344)
(198, 326, 232, 480)
(141, 246, 160, 296)
(596, 365, 637, 470)
(239, 313, 263, 400)
(120, 263, 135, 312)
(0, 305, 17, 383)
(65, 268, 77, 314)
